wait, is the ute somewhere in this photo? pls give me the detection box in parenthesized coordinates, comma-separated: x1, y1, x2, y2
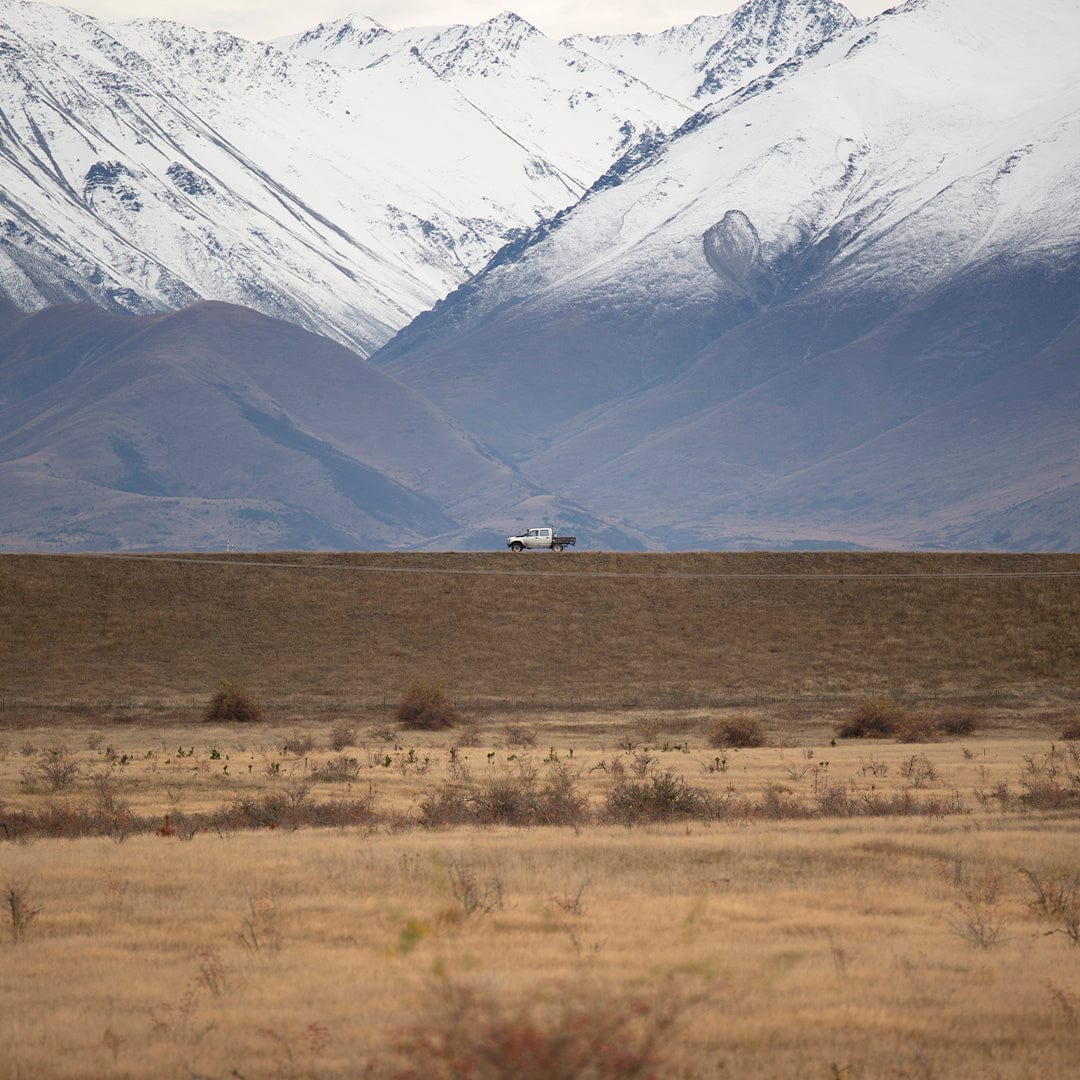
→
(506, 526, 577, 552)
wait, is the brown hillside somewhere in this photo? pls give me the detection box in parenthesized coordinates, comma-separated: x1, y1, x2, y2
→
(1, 551, 1077, 715)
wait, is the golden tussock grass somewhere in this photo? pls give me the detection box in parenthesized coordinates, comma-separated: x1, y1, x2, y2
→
(2, 722, 1080, 1077)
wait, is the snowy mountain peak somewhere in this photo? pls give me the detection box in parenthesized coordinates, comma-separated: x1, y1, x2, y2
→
(570, 0, 856, 106)
(294, 13, 387, 46)
(271, 13, 390, 57)
(697, 0, 856, 99)
(482, 10, 539, 30)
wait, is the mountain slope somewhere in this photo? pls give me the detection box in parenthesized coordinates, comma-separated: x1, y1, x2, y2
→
(277, 11, 688, 193)
(567, 0, 857, 107)
(0, 0, 861, 360)
(375, 0, 1080, 550)
(0, 301, 661, 551)
(0, 0, 672, 357)
(0, 301, 527, 549)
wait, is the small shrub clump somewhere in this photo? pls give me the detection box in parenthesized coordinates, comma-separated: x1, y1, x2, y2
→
(203, 685, 262, 724)
(892, 712, 942, 743)
(839, 699, 982, 742)
(385, 980, 690, 1080)
(418, 762, 588, 829)
(395, 683, 460, 731)
(283, 731, 316, 756)
(836, 697, 910, 739)
(604, 769, 711, 824)
(327, 721, 356, 752)
(706, 716, 766, 749)
(36, 745, 80, 791)
(935, 708, 981, 737)
(1061, 717, 1080, 741)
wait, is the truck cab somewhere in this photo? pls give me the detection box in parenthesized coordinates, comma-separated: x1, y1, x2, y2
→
(508, 528, 552, 551)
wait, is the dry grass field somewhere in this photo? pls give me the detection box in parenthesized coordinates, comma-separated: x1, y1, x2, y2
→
(2, 552, 1079, 1078)
(1, 551, 1078, 714)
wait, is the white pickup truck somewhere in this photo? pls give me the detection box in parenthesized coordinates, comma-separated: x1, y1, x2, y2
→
(506, 527, 577, 552)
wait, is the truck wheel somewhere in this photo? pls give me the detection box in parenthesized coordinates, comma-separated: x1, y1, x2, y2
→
(553, 544, 563, 551)
(510, 542, 524, 552)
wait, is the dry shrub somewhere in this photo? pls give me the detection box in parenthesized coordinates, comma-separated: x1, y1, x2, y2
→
(1018, 745, 1080, 809)
(283, 731, 316, 756)
(385, 980, 692, 1080)
(5, 882, 39, 944)
(221, 788, 378, 831)
(836, 697, 909, 738)
(604, 769, 709, 824)
(36, 745, 80, 791)
(935, 708, 982, 737)
(1019, 867, 1080, 946)
(854, 705, 981, 743)
(1062, 717, 1080, 741)
(892, 712, 941, 743)
(327, 721, 356, 752)
(419, 762, 588, 828)
(395, 683, 460, 731)
(456, 723, 483, 747)
(706, 716, 766, 748)
(203, 685, 262, 724)
(503, 722, 538, 748)
(417, 784, 473, 828)
(310, 755, 361, 782)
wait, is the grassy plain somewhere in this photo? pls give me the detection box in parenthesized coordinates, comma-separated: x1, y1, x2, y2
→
(1, 552, 1079, 1078)
(1, 550, 1078, 713)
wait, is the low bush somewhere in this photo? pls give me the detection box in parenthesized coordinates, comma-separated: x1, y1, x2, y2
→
(203, 684, 262, 724)
(1061, 716, 1080, 741)
(604, 769, 710, 824)
(836, 697, 909, 739)
(935, 708, 981, 737)
(310, 755, 361, 782)
(395, 683, 460, 731)
(417, 784, 473, 828)
(706, 716, 766, 748)
(36, 745, 80, 791)
(327, 721, 356, 752)
(385, 979, 691, 1080)
(283, 731, 316, 756)
(503, 723, 538, 747)
(892, 712, 941, 743)
(1017, 745, 1080, 809)
(419, 762, 588, 829)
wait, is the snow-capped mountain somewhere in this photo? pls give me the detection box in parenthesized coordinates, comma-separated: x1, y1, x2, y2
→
(376, 0, 1080, 550)
(567, 0, 857, 107)
(0, 2, 682, 358)
(277, 11, 688, 193)
(0, 0, 857, 358)
(3, 0, 1074, 552)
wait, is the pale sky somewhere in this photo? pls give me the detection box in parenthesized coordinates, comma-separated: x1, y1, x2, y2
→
(58, 1, 891, 41)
